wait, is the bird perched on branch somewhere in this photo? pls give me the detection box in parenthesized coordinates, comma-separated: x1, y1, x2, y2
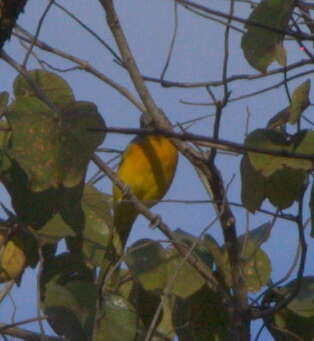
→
(113, 113, 178, 245)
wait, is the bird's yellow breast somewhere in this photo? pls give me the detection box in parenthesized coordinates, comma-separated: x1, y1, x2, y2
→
(114, 135, 178, 206)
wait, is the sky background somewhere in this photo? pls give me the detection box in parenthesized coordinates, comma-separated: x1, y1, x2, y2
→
(0, 0, 314, 340)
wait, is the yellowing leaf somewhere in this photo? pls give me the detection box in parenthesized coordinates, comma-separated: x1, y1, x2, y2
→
(289, 79, 311, 124)
(274, 43, 287, 66)
(0, 236, 26, 282)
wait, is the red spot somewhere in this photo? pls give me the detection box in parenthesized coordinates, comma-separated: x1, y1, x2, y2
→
(299, 46, 305, 51)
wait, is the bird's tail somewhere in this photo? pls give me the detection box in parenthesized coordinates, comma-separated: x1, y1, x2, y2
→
(113, 201, 138, 247)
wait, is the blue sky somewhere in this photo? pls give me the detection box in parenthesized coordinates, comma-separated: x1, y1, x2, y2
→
(1, 0, 314, 339)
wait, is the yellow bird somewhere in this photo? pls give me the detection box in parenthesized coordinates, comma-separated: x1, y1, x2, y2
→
(113, 121, 178, 245)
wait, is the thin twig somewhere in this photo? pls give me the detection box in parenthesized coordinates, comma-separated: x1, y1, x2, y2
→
(90, 125, 314, 162)
(160, 2, 179, 82)
(23, 0, 55, 67)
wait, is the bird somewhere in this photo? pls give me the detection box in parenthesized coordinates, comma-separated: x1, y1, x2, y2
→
(113, 115, 178, 246)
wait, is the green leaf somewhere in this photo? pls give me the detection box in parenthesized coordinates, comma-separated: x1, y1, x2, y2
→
(13, 69, 75, 109)
(265, 168, 306, 209)
(31, 214, 76, 244)
(172, 229, 214, 269)
(266, 80, 311, 129)
(241, 221, 272, 247)
(126, 239, 167, 291)
(240, 241, 272, 293)
(95, 293, 140, 341)
(166, 248, 205, 298)
(0, 120, 11, 175)
(202, 234, 224, 270)
(0, 91, 9, 113)
(284, 277, 314, 318)
(60, 101, 106, 187)
(40, 253, 96, 340)
(266, 277, 314, 341)
(1, 160, 59, 228)
(7, 97, 61, 191)
(241, 0, 294, 72)
(221, 239, 272, 293)
(173, 285, 231, 341)
(129, 282, 162, 329)
(59, 180, 85, 232)
(245, 129, 314, 176)
(266, 107, 290, 129)
(289, 79, 311, 124)
(245, 129, 290, 176)
(240, 155, 266, 212)
(6, 97, 106, 192)
(67, 185, 113, 268)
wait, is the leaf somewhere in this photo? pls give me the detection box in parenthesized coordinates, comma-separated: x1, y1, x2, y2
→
(265, 167, 306, 209)
(67, 185, 113, 268)
(1, 160, 59, 228)
(31, 214, 76, 244)
(242, 221, 272, 247)
(95, 293, 140, 341)
(166, 248, 205, 298)
(126, 239, 167, 291)
(266, 277, 314, 341)
(173, 285, 231, 341)
(58, 180, 85, 232)
(240, 155, 266, 212)
(60, 101, 106, 187)
(283, 277, 314, 318)
(245, 129, 290, 176)
(266, 107, 290, 129)
(289, 79, 311, 124)
(13, 69, 75, 109)
(241, 0, 294, 72)
(274, 43, 287, 66)
(245, 129, 314, 177)
(172, 229, 213, 269)
(0, 120, 11, 175)
(0, 91, 9, 113)
(6, 98, 105, 192)
(129, 282, 162, 329)
(202, 234, 224, 271)
(266, 80, 311, 129)
(40, 253, 96, 340)
(0, 234, 27, 282)
(221, 239, 272, 293)
(240, 241, 272, 293)
(6, 97, 61, 191)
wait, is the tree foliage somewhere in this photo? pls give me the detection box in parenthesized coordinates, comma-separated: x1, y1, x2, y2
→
(0, 0, 314, 340)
